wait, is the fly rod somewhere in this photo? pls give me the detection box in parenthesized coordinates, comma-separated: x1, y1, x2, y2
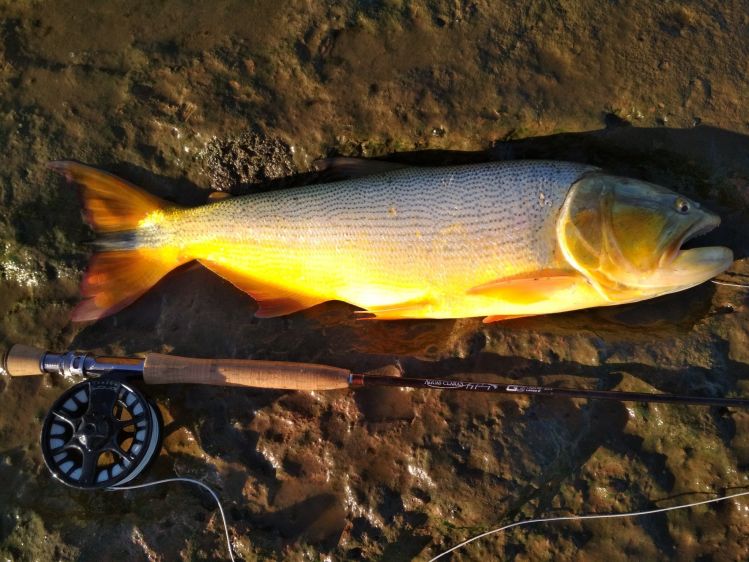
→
(4, 343, 749, 490)
(5, 344, 749, 408)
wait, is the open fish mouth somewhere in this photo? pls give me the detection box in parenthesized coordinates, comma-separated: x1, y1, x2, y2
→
(656, 214, 733, 286)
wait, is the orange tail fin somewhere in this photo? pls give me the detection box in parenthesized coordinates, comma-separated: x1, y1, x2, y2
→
(49, 161, 186, 322)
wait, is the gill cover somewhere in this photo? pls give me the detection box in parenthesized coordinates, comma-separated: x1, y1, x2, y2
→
(557, 173, 730, 300)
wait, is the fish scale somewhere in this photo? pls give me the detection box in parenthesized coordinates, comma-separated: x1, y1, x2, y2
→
(145, 160, 597, 316)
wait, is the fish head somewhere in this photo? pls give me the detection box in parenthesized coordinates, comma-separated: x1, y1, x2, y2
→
(557, 173, 733, 302)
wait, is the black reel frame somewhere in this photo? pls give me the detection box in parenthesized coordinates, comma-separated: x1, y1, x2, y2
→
(41, 377, 162, 489)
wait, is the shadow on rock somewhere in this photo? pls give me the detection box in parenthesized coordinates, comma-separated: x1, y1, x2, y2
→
(233, 492, 347, 553)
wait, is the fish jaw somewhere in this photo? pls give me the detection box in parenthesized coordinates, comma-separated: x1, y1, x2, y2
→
(619, 207, 732, 294)
(658, 207, 721, 267)
(646, 245, 733, 293)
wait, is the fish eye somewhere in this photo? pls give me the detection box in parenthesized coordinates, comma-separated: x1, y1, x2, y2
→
(675, 197, 690, 214)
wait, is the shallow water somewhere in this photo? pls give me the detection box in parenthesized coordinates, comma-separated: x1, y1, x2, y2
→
(2, 1, 749, 560)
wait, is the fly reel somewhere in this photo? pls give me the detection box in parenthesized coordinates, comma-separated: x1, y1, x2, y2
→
(41, 378, 162, 489)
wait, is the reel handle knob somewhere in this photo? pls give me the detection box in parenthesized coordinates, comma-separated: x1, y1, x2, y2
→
(143, 353, 351, 390)
(3, 344, 46, 376)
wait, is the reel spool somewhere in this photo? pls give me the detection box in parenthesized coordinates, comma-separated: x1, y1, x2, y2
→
(41, 378, 162, 489)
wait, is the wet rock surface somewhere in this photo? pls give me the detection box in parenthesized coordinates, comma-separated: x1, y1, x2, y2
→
(2, 1, 749, 560)
(201, 132, 296, 192)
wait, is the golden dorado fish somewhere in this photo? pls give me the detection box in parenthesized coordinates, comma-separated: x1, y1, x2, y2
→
(50, 159, 733, 323)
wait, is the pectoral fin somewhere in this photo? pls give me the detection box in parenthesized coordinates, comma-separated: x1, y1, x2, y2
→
(198, 259, 325, 318)
(467, 270, 583, 305)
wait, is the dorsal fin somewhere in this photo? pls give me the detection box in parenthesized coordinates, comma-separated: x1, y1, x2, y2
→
(313, 157, 409, 182)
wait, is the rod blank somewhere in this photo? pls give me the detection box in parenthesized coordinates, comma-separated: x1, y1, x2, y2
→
(353, 375, 749, 408)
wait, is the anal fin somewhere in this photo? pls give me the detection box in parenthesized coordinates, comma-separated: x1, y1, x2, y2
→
(355, 297, 433, 320)
(198, 259, 325, 318)
(483, 314, 530, 324)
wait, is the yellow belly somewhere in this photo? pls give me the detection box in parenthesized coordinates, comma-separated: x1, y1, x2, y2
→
(183, 237, 610, 321)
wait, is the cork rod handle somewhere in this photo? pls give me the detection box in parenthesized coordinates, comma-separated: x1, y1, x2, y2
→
(143, 353, 352, 391)
(3, 345, 46, 377)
